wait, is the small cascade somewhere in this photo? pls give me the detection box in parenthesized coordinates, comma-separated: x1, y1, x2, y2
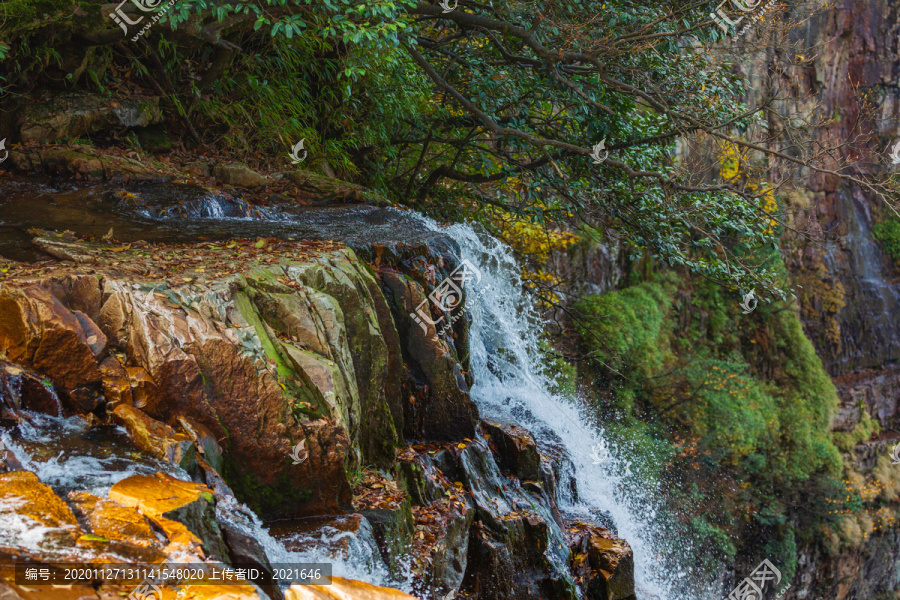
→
(1, 414, 184, 497)
(1, 412, 409, 593)
(0, 363, 63, 418)
(414, 214, 696, 600)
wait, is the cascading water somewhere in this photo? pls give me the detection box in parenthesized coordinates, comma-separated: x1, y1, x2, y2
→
(0, 182, 704, 598)
(415, 214, 697, 600)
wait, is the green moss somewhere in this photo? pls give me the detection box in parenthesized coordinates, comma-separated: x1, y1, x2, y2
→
(220, 452, 312, 518)
(872, 216, 900, 265)
(573, 280, 672, 382)
(576, 264, 843, 578)
(834, 409, 880, 452)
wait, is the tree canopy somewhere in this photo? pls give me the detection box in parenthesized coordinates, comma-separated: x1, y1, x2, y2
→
(1, 0, 890, 297)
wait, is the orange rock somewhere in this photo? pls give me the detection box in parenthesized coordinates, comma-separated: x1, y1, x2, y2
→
(112, 404, 196, 471)
(285, 577, 421, 600)
(109, 473, 228, 561)
(125, 365, 165, 413)
(0, 471, 82, 553)
(67, 490, 161, 547)
(99, 355, 133, 408)
(0, 285, 101, 394)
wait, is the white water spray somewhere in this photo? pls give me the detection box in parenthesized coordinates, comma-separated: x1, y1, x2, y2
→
(415, 214, 692, 600)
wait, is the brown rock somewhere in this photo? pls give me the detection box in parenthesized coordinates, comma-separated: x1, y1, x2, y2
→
(0, 438, 23, 473)
(0, 471, 82, 554)
(112, 404, 196, 472)
(125, 366, 164, 413)
(483, 420, 541, 482)
(0, 284, 101, 397)
(570, 522, 636, 600)
(44, 274, 103, 322)
(212, 164, 269, 188)
(285, 577, 420, 600)
(380, 271, 478, 441)
(67, 491, 161, 547)
(109, 472, 228, 561)
(99, 356, 133, 409)
(0, 361, 63, 416)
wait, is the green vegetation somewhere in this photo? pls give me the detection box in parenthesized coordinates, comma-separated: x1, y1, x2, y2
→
(872, 215, 900, 265)
(575, 264, 842, 568)
(0, 0, 854, 296)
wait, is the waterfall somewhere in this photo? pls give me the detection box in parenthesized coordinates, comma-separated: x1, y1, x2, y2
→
(414, 214, 694, 600)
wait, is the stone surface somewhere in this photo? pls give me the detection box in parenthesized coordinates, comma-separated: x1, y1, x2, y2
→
(99, 355, 133, 409)
(380, 271, 478, 441)
(483, 420, 542, 482)
(285, 577, 420, 600)
(112, 404, 197, 472)
(570, 523, 636, 600)
(0, 284, 102, 402)
(281, 171, 390, 205)
(109, 473, 228, 561)
(0, 471, 82, 558)
(67, 491, 162, 548)
(20, 93, 163, 144)
(10, 147, 159, 180)
(0, 361, 62, 416)
(212, 164, 269, 188)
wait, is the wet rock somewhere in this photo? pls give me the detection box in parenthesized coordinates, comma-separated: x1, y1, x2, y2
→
(483, 420, 541, 482)
(457, 440, 577, 600)
(277, 251, 404, 466)
(212, 164, 269, 188)
(285, 577, 419, 600)
(33, 235, 104, 264)
(0, 471, 82, 557)
(396, 445, 475, 599)
(109, 472, 229, 561)
(380, 271, 478, 441)
(0, 284, 102, 402)
(43, 274, 103, 323)
(569, 522, 635, 600)
(220, 521, 280, 600)
(177, 416, 224, 473)
(137, 125, 173, 153)
(0, 439, 23, 473)
(11, 147, 156, 181)
(112, 404, 197, 472)
(99, 356, 132, 409)
(0, 361, 63, 416)
(95, 273, 352, 519)
(67, 491, 162, 548)
(19, 93, 163, 144)
(360, 501, 416, 578)
(125, 366, 165, 413)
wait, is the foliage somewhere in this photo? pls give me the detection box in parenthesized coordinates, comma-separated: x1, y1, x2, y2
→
(0, 0, 847, 294)
(575, 263, 843, 572)
(872, 215, 900, 265)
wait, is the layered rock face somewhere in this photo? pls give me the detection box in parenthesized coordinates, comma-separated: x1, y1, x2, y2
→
(759, 2, 900, 598)
(0, 231, 633, 600)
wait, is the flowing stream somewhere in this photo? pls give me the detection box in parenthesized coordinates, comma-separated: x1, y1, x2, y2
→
(0, 180, 698, 599)
(416, 216, 694, 600)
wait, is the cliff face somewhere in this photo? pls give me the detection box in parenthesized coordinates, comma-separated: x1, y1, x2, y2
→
(740, 2, 900, 597)
(772, 0, 900, 375)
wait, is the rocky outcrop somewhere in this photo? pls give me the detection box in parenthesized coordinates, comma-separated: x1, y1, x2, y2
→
(285, 577, 420, 600)
(0, 225, 633, 600)
(19, 93, 163, 144)
(109, 472, 229, 561)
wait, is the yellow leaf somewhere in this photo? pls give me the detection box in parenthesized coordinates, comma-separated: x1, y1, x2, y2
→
(457, 443, 466, 449)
